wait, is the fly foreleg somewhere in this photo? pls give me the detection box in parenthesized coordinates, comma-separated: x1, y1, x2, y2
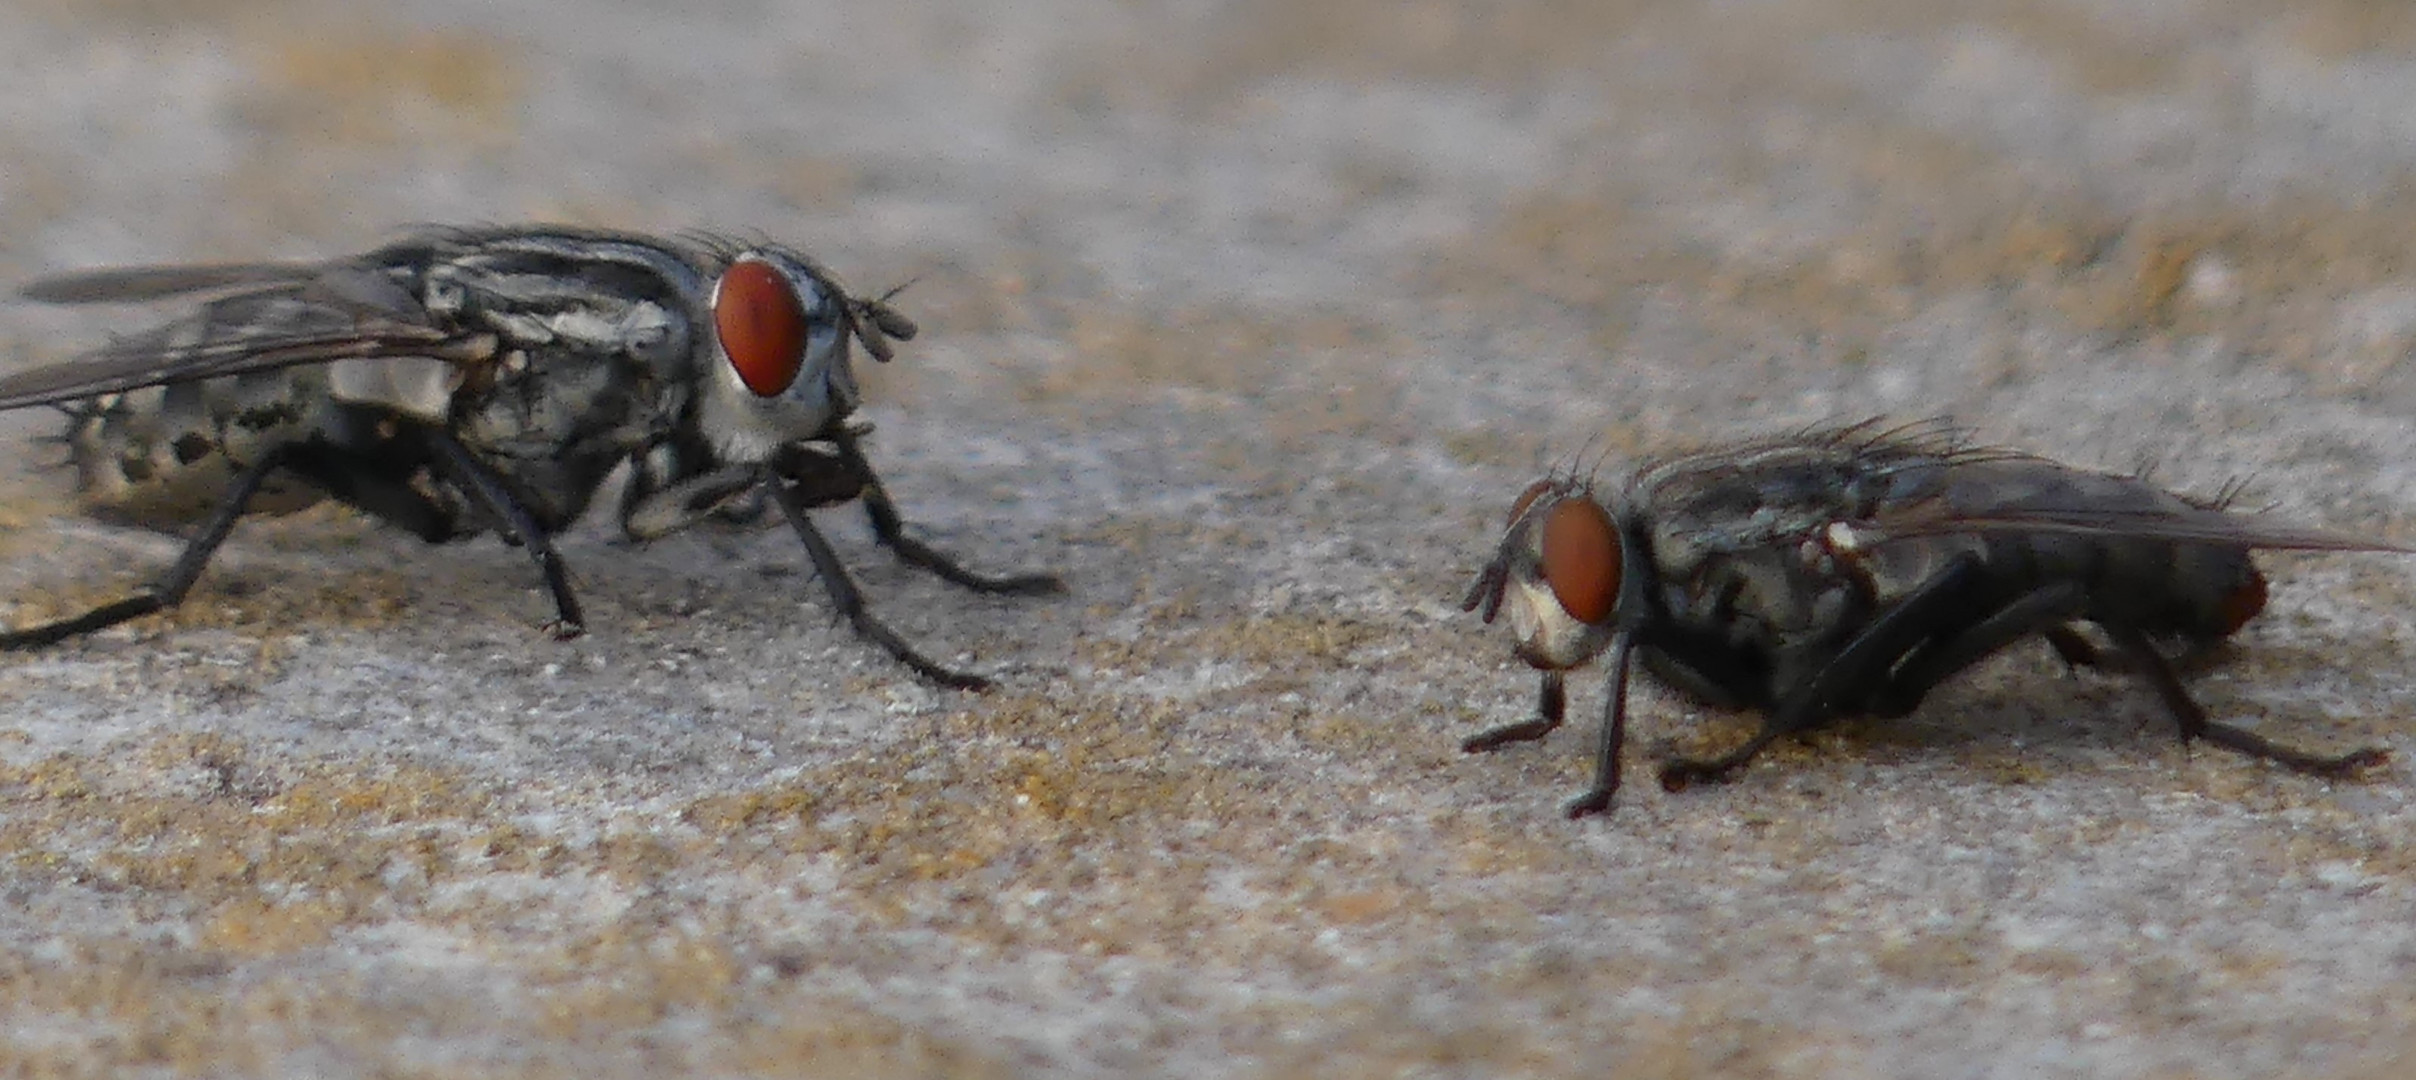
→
(1463, 671, 1566, 751)
(765, 473, 990, 690)
(2103, 624, 2389, 778)
(1, 444, 299, 648)
(421, 429, 585, 640)
(824, 430, 1063, 596)
(1660, 552, 1986, 792)
(1567, 636, 1636, 818)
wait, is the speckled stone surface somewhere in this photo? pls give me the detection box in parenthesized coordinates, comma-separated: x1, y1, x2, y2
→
(3, 2, 2416, 1076)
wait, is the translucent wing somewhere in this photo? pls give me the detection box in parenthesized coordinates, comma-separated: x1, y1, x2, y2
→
(1873, 506, 2414, 553)
(1863, 457, 2416, 554)
(1, 261, 496, 411)
(20, 262, 330, 304)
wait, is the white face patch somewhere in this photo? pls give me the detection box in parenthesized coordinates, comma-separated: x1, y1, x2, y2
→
(1504, 573, 1605, 670)
(700, 323, 852, 464)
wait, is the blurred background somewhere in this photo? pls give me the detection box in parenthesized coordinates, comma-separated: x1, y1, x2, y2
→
(2, 1, 2415, 1076)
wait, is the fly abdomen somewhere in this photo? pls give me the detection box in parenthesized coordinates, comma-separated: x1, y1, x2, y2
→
(68, 369, 337, 525)
(1938, 460, 2273, 643)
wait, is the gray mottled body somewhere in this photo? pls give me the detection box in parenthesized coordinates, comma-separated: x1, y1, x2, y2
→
(1627, 426, 2268, 711)
(1464, 420, 2404, 816)
(48, 228, 758, 533)
(1, 225, 1053, 686)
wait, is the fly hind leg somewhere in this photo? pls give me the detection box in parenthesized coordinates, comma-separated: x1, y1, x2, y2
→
(4, 444, 308, 647)
(2103, 624, 2388, 778)
(1, 443, 483, 649)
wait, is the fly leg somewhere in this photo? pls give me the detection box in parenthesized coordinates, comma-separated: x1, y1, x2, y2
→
(765, 473, 990, 690)
(1566, 637, 1636, 817)
(824, 430, 1063, 596)
(1, 444, 300, 648)
(1659, 553, 1985, 792)
(1463, 671, 1566, 751)
(2103, 624, 2389, 778)
(420, 429, 585, 640)
(0, 441, 491, 649)
(282, 453, 466, 544)
(1862, 582, 2088, 718)
(1464, 644, 1638, 817)
(2045, 626, 2105, 670)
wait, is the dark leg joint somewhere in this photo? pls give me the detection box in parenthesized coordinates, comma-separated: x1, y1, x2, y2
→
(2106, 624, 2390, 780)
(421, 429, 586, 640)
(825, 431, 1064, 596)
(1463, 672, 1564, 752)
(769, 475, 992, 690)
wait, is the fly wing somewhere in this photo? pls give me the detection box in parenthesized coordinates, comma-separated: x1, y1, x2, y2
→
(1872, 506, 2416, 553)
(0, 261, 497, 411)
(20, 262, 330, 304)
(1859, 457, 2416, 554)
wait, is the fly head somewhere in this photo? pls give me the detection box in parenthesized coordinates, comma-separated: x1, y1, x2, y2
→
(1464, 477, 1629, 671)
(698, 249, 883, 464)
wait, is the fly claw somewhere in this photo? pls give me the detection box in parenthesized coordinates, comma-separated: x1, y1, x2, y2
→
(1464, 421, 2408, 818)
(0, 225, 1059, 687)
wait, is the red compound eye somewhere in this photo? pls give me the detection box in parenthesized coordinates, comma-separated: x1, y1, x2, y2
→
(1540, 498, 1621, 624)
(1506, 479, 1555, 525)
(715, 259, 808, 397)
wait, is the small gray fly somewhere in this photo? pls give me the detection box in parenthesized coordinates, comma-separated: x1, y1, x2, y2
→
(1464, 420, 2410, 817)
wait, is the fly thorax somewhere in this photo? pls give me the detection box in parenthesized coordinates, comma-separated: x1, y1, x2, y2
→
(426, 260, 689, 368)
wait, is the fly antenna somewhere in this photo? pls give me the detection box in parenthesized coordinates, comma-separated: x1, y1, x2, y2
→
(873, 275, 922, 306)
(1580, 434, 1620, 493)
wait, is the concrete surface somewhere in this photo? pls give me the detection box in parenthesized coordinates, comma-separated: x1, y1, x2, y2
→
(3, 1, 2416, 1076)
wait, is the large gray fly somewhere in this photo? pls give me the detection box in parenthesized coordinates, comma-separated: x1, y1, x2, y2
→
(0, 225, 1058, 687)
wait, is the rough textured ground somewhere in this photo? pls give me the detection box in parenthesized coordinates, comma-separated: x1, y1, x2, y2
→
(3, 1, 2416, 1076)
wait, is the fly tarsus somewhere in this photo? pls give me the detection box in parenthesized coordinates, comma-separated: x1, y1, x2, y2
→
(2108, 624, 2390, 779)
(1656, 746, 1768, 792)
(2, 443, 299, 649)
(770, 475, 992, 691)
(1463, 719, 1559, 753)
(2203, 734, 2391, 778)
(886, 532, 1065, 596)
(1564, 785, 1618, 818)
(826, 430, 1064, 597)
(0, 593, 173, 650)
(1463, 672, 1565, 752)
